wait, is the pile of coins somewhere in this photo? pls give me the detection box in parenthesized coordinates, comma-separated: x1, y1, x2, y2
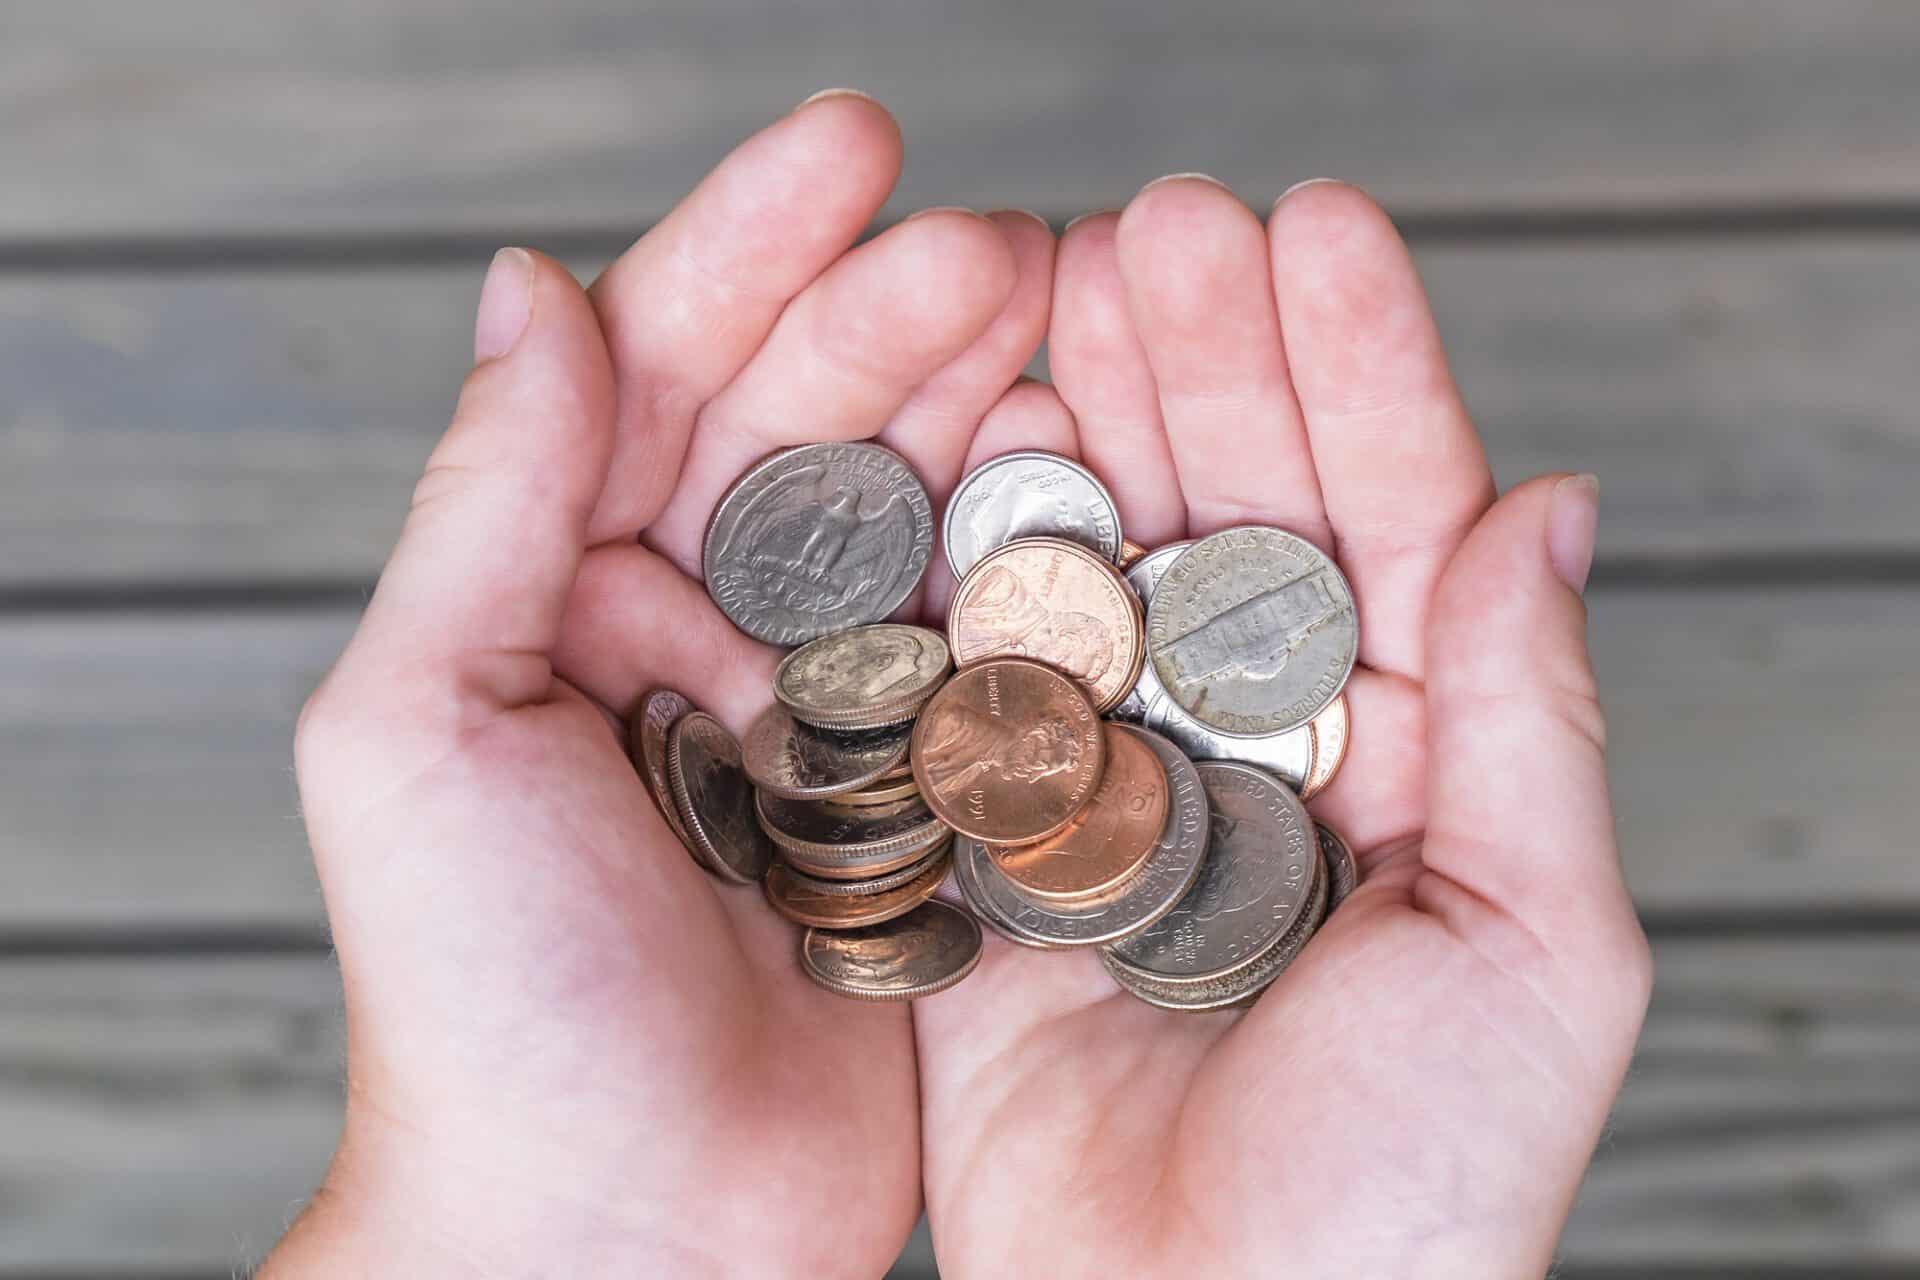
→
(633, 442, 1359, 1009)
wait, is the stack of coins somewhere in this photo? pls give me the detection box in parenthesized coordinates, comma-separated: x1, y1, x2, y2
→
(634, 441, 1360, 1008)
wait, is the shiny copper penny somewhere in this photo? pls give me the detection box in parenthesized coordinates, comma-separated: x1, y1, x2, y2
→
(946, 538, 1145, 714)
(910, 657, 1105, 845)
(1299, 692, 1350, 801)
(665, 712, 774, 884)
(986, 723, 1169, 903)
(1118, 538, 1149, 570)
(764, 853, 949, 928)
(630, 688, 712, 871)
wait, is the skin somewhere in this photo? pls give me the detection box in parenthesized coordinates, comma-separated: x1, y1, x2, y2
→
(267, 98, 1649, 1280)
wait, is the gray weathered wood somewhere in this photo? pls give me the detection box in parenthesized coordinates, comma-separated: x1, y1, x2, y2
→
(6, 237, 1919, 588)
(3, 583, 1917, 929)
(7, 2, 1920, 241)
(3, 938, 1915, 1270)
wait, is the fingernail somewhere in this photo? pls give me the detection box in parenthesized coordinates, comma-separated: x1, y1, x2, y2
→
(988, 208, 1054, 234)
(1061, 208, 1120, 236)
(796, 87, 875, 111)
(474, 247, 533, 363)
(1548, 473, 1600, 594)
(1272, 177, 1344, 210)
(1140, 171, 1230, 194)
(905, 205, 979, 222)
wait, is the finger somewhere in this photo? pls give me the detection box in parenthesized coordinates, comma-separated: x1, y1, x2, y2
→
(1114, 176, 1329, 547)
(1420, 474, 1647, 1020)
(587, 91, 904, 541)
(645, 210, 1018, 575)
(1269, 181, 1496, 680)
(1049, 211, 1186, 549)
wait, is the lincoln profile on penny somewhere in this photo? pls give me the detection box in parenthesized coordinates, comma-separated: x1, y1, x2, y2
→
(961, 562, 1116, 686)
(916, 702, 1087, 801)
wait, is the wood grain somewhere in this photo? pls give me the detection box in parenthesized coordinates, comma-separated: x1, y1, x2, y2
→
(8, 2, 1920, 241)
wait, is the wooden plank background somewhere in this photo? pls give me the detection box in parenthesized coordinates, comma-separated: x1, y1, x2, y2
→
(3, 1, 1918, 1274)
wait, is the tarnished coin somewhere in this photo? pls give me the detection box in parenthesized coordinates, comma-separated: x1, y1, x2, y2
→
(828, 775, 923, 807)
(1317, 822, 1358, 912)
(631, 688, 711, 870)
(755, 791, 949, 878)
(1300, 693, 1350, 801)
(703, 442, 935, 646)
(665, 712, 775, 884)
(910, 658, 1105, 845)
(947, 538, 1145, 714)
(1143, 692, 1313, 789)
(987, 723, 1169, 903)
(952, 727, 1209, 948)
(1104, 761, 1318, 983)
(942, 450, 1123, 579)
(800, 900, 983, 1002)
(765, 853, 949, 929)
(778, 843, 950, 898)
(773, 624, 951, 731)
(741, 704, 912, 800)
(1146, 527, 1358, 736)
(1117, 538, 1149, 569)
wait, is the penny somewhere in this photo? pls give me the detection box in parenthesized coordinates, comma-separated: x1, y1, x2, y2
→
(1317, 821, 1358, 912)
(1300, 693, 1351, 800)
(986, 723, 1169, 903)
(827, 775, 923, 807)
(703, 442, 935, 646)
(941, 449, 1123, 579)
(801, 900, 983, 1002)
(947, 538, 1145, 713)
(910, 657, 1105, 845)
(630, 688, 712, 871)
(773, 624, 951, 731)
(740, 705, 912, 800)
(952, 726, 1209, 948)
(778, 843, 950, 898)
(1117, 538, 1149, 569)
(764, 853, 949, 929)
(755, 791, 949, 878)
(1104, 761, 1319, 983)
(665, 712, 775, 884)
(1146, 526, 1358, 736)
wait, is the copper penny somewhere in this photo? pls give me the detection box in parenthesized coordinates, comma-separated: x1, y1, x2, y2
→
(764, 853, 950, 928)
(630, 688, 711, 869)
(1300, 692, 1350, 800)
(946, 538, 1145, 714)
(1118, 538, 1149, 570)
(910, 657, 1105, 845)
(986, 723, 1169, 903)
(800, 900, 982, 1002)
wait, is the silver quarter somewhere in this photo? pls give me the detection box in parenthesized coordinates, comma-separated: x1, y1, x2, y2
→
(942, 450, 1123, 579)
(740, 704, 912, 800)
(1104, 760, 1318, 982)
(703, 442, 934, 646)
(1317, 822, 1358, 913)
(1146, 527, 1358, 736)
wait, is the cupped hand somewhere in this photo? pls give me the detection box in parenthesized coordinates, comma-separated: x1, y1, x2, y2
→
(271, 95, 1055, 1277)
(911, 178, 1652, 1278)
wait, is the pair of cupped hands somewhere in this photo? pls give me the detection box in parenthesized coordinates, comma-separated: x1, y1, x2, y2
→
(269, 92, 1650, 1278)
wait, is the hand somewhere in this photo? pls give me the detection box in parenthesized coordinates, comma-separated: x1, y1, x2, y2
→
(912, 178, 1652, 1278)
(268, 94, 1056, 1277)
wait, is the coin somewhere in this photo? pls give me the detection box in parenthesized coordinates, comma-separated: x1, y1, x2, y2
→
(773, 624, 951, 731)
(910, 657, 1105, 845)
(800, 900, 983, 1002)
(1300, 693, 1350, 800)
(755, 791, 949, 879)
(986, 723, 1169, 903)
(1117, 538, 1149, 569)
(1146, 527, 1358, 736)
(764, 853, 949, 929)
(665, 712, 775, 884)
(827, 775, 923, 807)
(1317, 821, 1358, 912)
(630, 688, 711, 869)
(703, 442, 935, 646)
(777, 844, 949, 898)
(740, 704, 912, 800)
(1104, 761, 1319, 983)
(947, 538, 1145, 714)
(1108, 540, 1190, 723)
(952, 726, 1209, 948)
(941, 449, 1124, 579)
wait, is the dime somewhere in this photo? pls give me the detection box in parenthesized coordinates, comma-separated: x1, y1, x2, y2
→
(703, 442, 935, 646)
(827, 775, 923, 807)
(1317, 821, 1358, 912)
(630, 688, 712, 871)
(756, 791, 949, 879)
(910, 658, 1105, 845)
(1117, 538, 1149, 569)
(778, 844, 950, 898)
(1300, 693, 1350, 800)
(665, 712, 775, 884)
(942, 450, 1124, 579)
(773, 624, 951, 731)
(764, 853, 949, 929)
(952, 727, 1209, 948)
(1146, 527, 1358, 736)
(986, 723, 1169, 903)
(1104, 761, 1319, 983)
(947, 538, 1145, 713)
(801, 900, 983, 1002)
(740, 704, 912, 800)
